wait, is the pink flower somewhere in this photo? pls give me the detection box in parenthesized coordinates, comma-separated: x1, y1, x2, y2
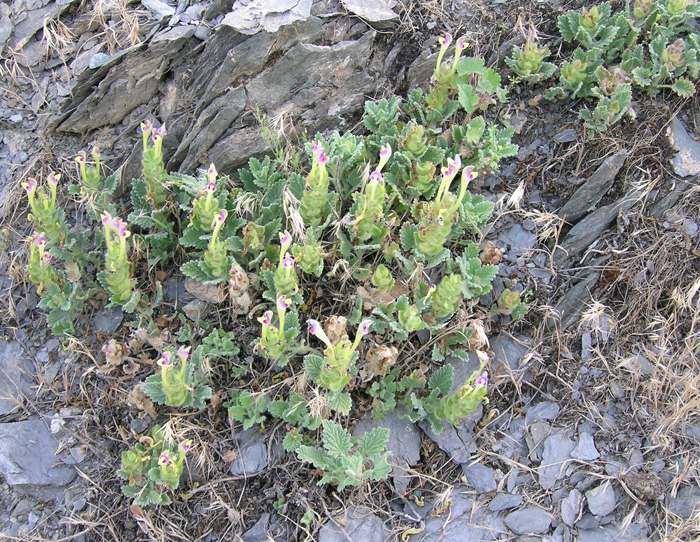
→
(358, 319, 372, 335)
(380, 144, 392, 159)
(179, 440, 192, 454)
(307, 319, 322, 335)
(40, 253, 52, 266)
(101, 212, 112, 226)
(176, 346, 190, 361)
(158, 352, 172, 367)
(215, 209, 228, 223)
(476, 350, 489, 364)
(141, 120, 153, 134)
(456, 36, 468, 50)
(206, 180, 217, 192)
(24, 180, 36, 193)
(277, 295, 291, 311)
(311, 141, 321, 153)
(475, 372, 488, 388)
(318, 152, 329, 164)
(75, 151, 87, 164)
(462, 166, 477, 182)
(370, 170, 383, 183)
(438, 33, 452, 47)
(282, 255, 295, 269)
(33, 232, 47, 248)
(258, 311, 273, 325)
(279, 230, 292, 245)
(447, 155, 461, 172)
(158, 451, 171, 465)
(207, 163, 217, 177)
(47, 172, 60, 186)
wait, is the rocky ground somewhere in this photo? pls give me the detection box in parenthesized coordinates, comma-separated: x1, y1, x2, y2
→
(0, 0, 699, 541)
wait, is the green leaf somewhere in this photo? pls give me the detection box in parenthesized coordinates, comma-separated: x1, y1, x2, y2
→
(304, 355, 324, 382)
(326, 391, 352, 415)
(671, 77, 695, 98)
(322, 420, 352, 458)
(399, 225, 418, 252)
(357, 427, 389, 458)
(296, 445, 328, 469)
(142, 375, 168, 405)
(457, 57, 486, 75)
(429, 364, 454, 395)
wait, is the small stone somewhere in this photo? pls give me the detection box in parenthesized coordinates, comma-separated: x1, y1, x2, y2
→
(194, 24, 211, 40)
(578, 523, 647, 542)
(142, 0, 176, 18)
(571, 432, 600, 461)
(561, 489, 583, 527)
(229, 429, 267, 476)
(222, 0, 313, 35)
(88, 52, 111, 69)
(319, 506, 388, 542)
(669, 117, 700, 177)
(498, 223, 537, 262)
(488, 493, 523, 512)
(182, 299, 209, 321)
(185, 278, 225, 303)
(525, 402, 560, 425)
(491, 334, 531, 374)
(241, 513, 270, 542)
(9, 114, 22, 123)
(585, 481, 617, 517)
(539, 432, 575, 489)
(340, 0, 399, 26)
(553, 128, 577, 143)
(682, 219, 699, 237)
(504, 506, 552, 535)
(668, 484, 700, 519)
(94, 306, 123, 333)
(463, 463, 497, 494)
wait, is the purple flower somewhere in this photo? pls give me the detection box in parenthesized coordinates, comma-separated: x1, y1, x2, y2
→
(24, 180, 36, 193)
(279, 230, 292, 245)
(370, 170, 383, 183)
(141, 120, 153, 134)
(282, 255, 295, 269)
(380, 144, 392, 159)
(258, 311, 273, 325)
(176, 346, 190, 361)
(75, 151, 87, 164)
(206, 181, 217, 192)
(358, 319, 372, 335)
(476, 350, 489, 364)
(318, 152, 329, 164)
(158, 352, 172, 367)
(448, 155, 461, 172)
(462, 166, 477, 182)
(48, 172, 60, 186)
(101, 212, 112, 226)
(307, 319, 322, 335)
(475, 372, 488, 388)
(33, 232, 47, 248)
(158, 451, 171, 465)
(40, 253, 52, 266)
(343, 214, 357, 225)
(438, 33, 452, 47)
(277, 295, 291, 310)
(456, 36, 468, 50)
(311, 141, 321, 153)
(215, 209, 228, 223)
(207, 163, 217, 177)
(179, 440, 192, 454)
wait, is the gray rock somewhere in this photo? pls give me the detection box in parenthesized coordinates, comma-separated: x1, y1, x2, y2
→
(242, 513, 271, 542)
(499, 223, 537, 262)
(182, 299, 209, 321)
(229, 429, 268, 476)
(585, 481, 617, 517)
(6, 0, 73, 52)
(463, 463, 497, 494)
(411, 490, 505, 542)
(577, 523, 647, 542)
(0, 340, 34, 415)
(0, 4, 12, 53)
(619, 352, 655, 376)
(94, 306, 123, 333)
(668, 484, 700, 519)
(527, 421, 551, 460)
(539, 432, 575, 490)
(0, 417, 76, 488)
(504, 506, 552, 535)
(222, 0, 313, 35)
(525, 402, 560, 425)
(561, 489, 583, 527)
(558, 150, 627, 223)
(419, 406, 481, 464)
(491, 333, 531, 374)
(340, 0, 399, 27)
(553, 128, 577, 143)
(571, 432, 600, 461)
(194, 24, 211, 40)
(488, 493, 523, 512)
(548, 269, 601, 332)
(319, 506, 388, 542)
(670, 117, 700, 177)
(353, 411, 421, 494)
(142, 0, 176, 18)
(88, 52, 111, 69)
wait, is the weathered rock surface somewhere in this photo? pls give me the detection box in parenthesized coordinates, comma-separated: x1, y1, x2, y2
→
(229, 429, 269, 476)
(586, 481, 617, 517)
(319, 506, 388, 542)
(0, 417, 76, 489)
(558, 150, 627, 223)
(669, 117, 700, 177)
(340, 0, 399, 27)
(490, 333, 531, 375)
(488, 493, 523, 512)
(504, 506, 552, 535)
(0, 340, 34, 415)
(538, 432, 575, 489)
(463, 463, 497, 494)
(222, 0, 312, 35)
(571, 432, 600, 461)
(561, 488, 583, 527)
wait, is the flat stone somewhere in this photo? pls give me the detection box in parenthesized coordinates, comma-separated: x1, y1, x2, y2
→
(7, 0, 73, 52)
(561, 489, 583, 527)
(229, 429, 268, 476)
(498, 223, 537, 262)
(463, 463, 497, 494)
(491, 334, 531, 375)
(0, 340, 34, 415)
(504, 506, 552, 535)
(539, 432, 575, 490)
(94, 306, 123, 334)
(618, 352, 655, 376)
(88, 52, 111, 69)
(242, 513, 271, 542)
(0, 417, 76, 488)
(585, 481, 617, 517)
(488, 493, 523, 512)
(411, 490, 505, 542)
(222, 0, 313, 35)
(668, 484, 700, 519)
(340, 0, 399, 26)
(0, 4, 13, 53)
(142, 0, 176, 18)
(553, 128, 577, 143)
(577, 523, 647, 542)
(669, 117, 700, 177)
(353, 411, 421, 494)
(548, 270, 600, 331)
(525, 401, 560, 425)
(319, 506, 388, 542)
(182, 298, 209, 321)
(571, 432, 600, 461)
(558, 150, 627, 223)
(419, 406, 481, 464)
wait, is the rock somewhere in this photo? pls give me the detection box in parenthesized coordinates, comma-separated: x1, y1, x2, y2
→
(525, 401, 560, 425)
(618, 352, 655, 376)
(407, 48, 438, 91)
(585, 481, 617, 517)
(229, 429, 268, 476)
(558, 150, 627, 223)
(668, 484, 700, 519)
(411, 490, 505, 541)
(319, 506, 388, 542)
(242, 513, 271, 542)
(498, 224, 537, 262)
(182, 298, 209, 321)
(488, 493, 523, 512)
(577, 523, 647, 542)
(221, 0, 313, 35)
(463, 463, 497, 494)
(88, 52, 111, 69)
(142, 0, 177, 18)
(527, 421, 551, 460)
(0, 4, 12, 53)
(94, 306, 123, 334)
(553, 128, 577, 143)
(669, 117, 700, 177)
(194, 24, 211, 40)
(504, 506, 552, 535)
(561, 489, 583, 527)
(571, 432, 600, 461)
(548, 269, 601, 331)
(419, 406, 481, 465)
(353, 411, 421, 494)
(538, 432, 575, 490)
(0, 340, 34, 415)
(491, 333, 530, 375)
(340, 0, 399, 27)
(6, 0, 74, 52)
(185, 278, 226, 303)
(0, 417, 76, 488)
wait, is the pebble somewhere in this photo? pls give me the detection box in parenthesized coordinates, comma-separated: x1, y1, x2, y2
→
(571, 432, 600, 461)
(668, 484, 700, 519)
(319, 506, 387, 542)
(463, 463, 497, 494)
(561, 488, 583, 527)
(525, 401, 560, 425)
(488, 493, 523, 512)
(194, 24, 211, 40)
(504, 506, 552, 535)
(585, 481, 617, 517)
(539, 432, 575, 489)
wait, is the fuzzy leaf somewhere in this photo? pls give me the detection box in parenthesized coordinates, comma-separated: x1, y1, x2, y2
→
(326, 391, 352, 415)
(304, 355, 324, 382)
(671, 77, 695, 98)
(429, 364, 454, 395)
(357, 427, 390, 458)
(321, 420, 352, 458)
